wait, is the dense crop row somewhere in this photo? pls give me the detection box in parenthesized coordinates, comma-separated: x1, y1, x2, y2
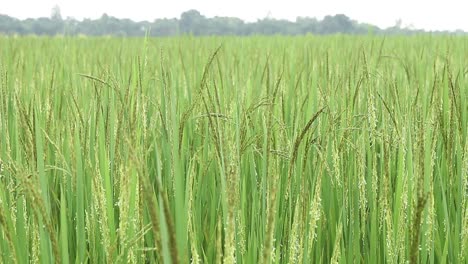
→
(0, 35, 467, 263)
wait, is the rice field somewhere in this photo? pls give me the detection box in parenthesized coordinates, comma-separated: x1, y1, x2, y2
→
(0, 35, 467, 263)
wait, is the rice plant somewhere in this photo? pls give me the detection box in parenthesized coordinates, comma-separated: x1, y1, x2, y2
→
(0, 35, 467, 263)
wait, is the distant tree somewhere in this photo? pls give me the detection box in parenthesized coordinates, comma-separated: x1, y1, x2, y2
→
(296, 17, 319, 34)
(31, 17, 60, 35)
(0, 15, 21, 34)
(152, 18, 179, 36)
(63, 17, 79, 35)
(395, 19, 403, 29)
(51, 5, 62, 21)
(0, 9, 464, 36)
(320, 14, 353, 34)
(180, 10, 206, 35)
(253, 18, 297, 35)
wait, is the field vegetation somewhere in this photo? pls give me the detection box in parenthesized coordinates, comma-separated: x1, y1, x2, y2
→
(0, 35, 467, 263)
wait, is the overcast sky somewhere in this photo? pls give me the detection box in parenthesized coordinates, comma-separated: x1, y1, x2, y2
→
(2, 0, 467, 31)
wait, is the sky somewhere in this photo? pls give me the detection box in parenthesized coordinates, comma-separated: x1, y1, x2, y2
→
(2, 0, 468, 31)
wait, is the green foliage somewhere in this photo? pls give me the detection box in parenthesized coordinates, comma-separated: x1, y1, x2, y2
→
(0, 35, 467, 263)
(1, 9, 459, 36)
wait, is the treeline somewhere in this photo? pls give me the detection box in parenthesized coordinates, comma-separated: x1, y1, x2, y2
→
(0, 9, 465, 36)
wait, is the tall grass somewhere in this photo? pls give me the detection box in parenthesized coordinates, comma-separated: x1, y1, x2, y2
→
(0, 35, 467, 263)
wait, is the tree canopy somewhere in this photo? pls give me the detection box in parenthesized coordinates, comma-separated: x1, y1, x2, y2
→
(0, 9, 464, 36)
